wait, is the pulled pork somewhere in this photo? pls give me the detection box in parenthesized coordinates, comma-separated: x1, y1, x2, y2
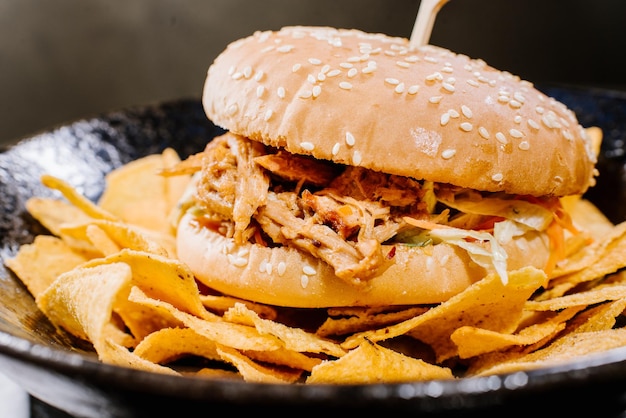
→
(166, 132, 433, 286)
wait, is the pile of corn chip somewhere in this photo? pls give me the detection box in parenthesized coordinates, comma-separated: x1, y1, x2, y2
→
(8, 128, 626, 384)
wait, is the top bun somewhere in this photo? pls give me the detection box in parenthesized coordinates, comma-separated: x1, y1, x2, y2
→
(202, 26, 597, 197)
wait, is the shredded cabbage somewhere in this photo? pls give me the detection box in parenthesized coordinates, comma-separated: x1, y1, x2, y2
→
(441, 197, 553, 231)
(427, 227, 509, 285)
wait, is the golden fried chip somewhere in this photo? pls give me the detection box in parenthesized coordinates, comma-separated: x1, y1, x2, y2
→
(343, 267, 546, 363)
(60, 220, 172, 258)
(199, 294, 277, 320)
(41, 174, 118, 221)
(81, 249, 207, 318)
(451, 306, 582, 359)
(133, 327, 221, 364)
(563, 299, 626, 334)
(526, 285, 626, 311)
(307, 340, 454, 384)
(243, 348, 322, 371)
(25, 197, 93, 236)
(549, 220, 626, 292)
(224, 302, 345, 358)
(36, 262, 131, 346)
(5, 235, 88, 298)
(98, 150, 190, 235)
(473, 328, 626, 377)
(128, 287, 282, 352)
(317, 306, 428, 337)
(216, 345, 303, 383)
(101, 338, 179, 375)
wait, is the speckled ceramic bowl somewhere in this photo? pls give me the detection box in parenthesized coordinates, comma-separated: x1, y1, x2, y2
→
(2, 90, 626, 418)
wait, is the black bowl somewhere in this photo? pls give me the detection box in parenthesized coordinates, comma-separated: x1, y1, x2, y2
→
(2, 90, 626, 418)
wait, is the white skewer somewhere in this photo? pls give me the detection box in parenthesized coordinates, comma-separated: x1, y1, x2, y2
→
(409, 0, 451, 48)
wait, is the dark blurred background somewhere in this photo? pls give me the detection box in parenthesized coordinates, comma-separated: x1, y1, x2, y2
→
(1, 0, 625, 145)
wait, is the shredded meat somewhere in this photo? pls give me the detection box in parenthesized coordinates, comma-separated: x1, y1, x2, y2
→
(194, 133, 269, 244)
(254, 150, 340, 187)
(256, 192, 387, 285)
(178, 133, 432, 285)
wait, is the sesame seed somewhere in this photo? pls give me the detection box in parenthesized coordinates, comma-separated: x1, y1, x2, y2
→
(277, 45, 294, 53)
(231, 72, 243, 80)
(429, 96, 443, 104)
(442, 82, 455, 93)
(339, 81, 353, 90)
(478, 126, 490, 139)
(491, 173, 504, 182)
(396, 61, 410, 68)
(292, 63, 301, 72)
(300, 141, 315, 151)
(339, 62, 353, 69)
(345, 131, 355, 146)
(407, 85, 420, 95)
(509, 100, 522, 108)
(448, 109, 460, 118)
(518, 141, 530, 150)
(362, 66, 376, 74)
(498, 96, 510, 103)
(321, 64, 330, 74)
(514, 115, 522, 124)
(308, 58, 322, 65)
(460, 122, 473, 132)
(441, 149, 456, 159)
(495, 132, 508, 144)
(528, 119, 540, 130)
(405, 55, 419, 62)
(424, 56, 438, 63)
(256, 85, 265, 98)
(277, 261, 287, 276)
(535, 106, 545, 114)
(301, 275, 309, 288)
(348, 68, 358, 78)
(440, 112, 450, 126)
(307, 74, 316, 84)
(509, 128, 523, 138)
(227, 254, 248, 267)
(226, 104, 238, 116)
(264, 109, 273, 121)
(426, 72, 443, 82)
(461, 105, 473, 118)
(312, 85, 322, 98)
(332, 142, 340, 155)
(317, 73, 326, 82)
(253, 70, 264, 81)
(243, 66, 252, 78)
(563, 130, 574, 140)
(299, 90, 312, 99)
(466, 79, 479, 87)
(277, 86, 286, 99)
(353, 150, 362, 165)
(385, 78, 400, 85)
(302, 265, 317, 275)
(395, 83, 405, 93)
(327, 69, 341, 77)
(514, 92, 526, 103)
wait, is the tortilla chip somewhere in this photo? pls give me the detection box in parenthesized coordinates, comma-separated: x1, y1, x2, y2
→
(307, 340, 454, 384)
(4, 235, 88, 298)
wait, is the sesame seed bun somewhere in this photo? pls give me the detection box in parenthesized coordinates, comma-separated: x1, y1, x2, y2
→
(202, 26, 596, 197)
(176, 211, 550, 307)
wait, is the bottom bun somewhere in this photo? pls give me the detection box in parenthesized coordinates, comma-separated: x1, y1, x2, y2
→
(176, 212, 550, 308)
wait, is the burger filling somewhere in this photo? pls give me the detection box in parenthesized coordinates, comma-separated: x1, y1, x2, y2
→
(166, 132, 577, 286)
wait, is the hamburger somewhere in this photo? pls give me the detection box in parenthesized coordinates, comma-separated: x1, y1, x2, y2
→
(170, 26, 597, 308)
